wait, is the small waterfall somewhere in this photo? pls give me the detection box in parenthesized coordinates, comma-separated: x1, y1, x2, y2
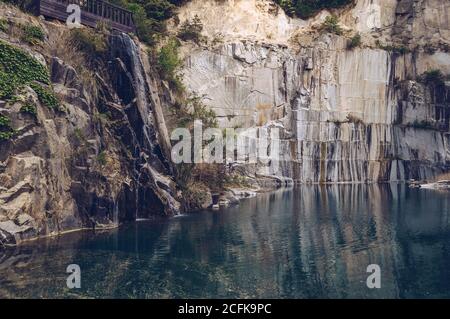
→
(107, 32, 181, 219)
(113, 199, 119, 226)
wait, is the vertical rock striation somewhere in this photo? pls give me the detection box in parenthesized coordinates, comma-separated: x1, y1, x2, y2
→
(180, 0, 450, 184)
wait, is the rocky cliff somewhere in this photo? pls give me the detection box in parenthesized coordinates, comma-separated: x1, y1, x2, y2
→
(0, 3, 180, 246)
(0, 0, 449, 246)
(177, 0, 450, 183)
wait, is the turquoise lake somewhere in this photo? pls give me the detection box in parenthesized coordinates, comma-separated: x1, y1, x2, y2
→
(1, 184, 450, 299)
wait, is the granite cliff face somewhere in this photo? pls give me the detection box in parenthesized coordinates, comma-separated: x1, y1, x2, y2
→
(179, 0, 450, 183)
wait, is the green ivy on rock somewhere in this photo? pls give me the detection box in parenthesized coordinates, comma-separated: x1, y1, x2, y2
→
(0, 40, 50, 98)
(20, 102, 37, 115)
(29, 82, 59, 109)
(0, 40, 58, 109)
(0, 114, 15, 141)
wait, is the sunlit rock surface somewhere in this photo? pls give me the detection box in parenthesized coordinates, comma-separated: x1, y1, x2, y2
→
(181, 0, 450, 183)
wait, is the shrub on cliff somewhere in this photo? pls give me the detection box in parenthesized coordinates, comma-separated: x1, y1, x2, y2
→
(20, 102, 37, 116)
(321, 15, 343, 35)
(175, 163, 225, 210)
(0, 19, 8, 33)
(158, 38, 184, 91)
(420, 69, 446, 87)
(347, 33, 361, 49)
(275, 0, 354, 19)
(175, 93, 218, 129)
(29, 82, 59, 109)
(375, 40, 410, 55)
(21, 24, 45, 45)
(178, 15, 204, 43)
(110, 0, 193, 45)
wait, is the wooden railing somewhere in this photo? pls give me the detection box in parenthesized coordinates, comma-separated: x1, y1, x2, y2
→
(39, 0, 136, 33)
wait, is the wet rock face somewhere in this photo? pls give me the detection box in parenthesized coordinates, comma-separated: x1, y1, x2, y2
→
(65, 33, 181, 222)
(0, 32, 181, 245)
(106, 33, 180, 217)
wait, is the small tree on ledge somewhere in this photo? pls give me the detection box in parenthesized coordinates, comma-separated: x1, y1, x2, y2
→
(178, 15, 204, 44)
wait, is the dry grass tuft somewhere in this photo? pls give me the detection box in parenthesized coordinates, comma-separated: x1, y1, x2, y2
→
(46, 27, 101, 103)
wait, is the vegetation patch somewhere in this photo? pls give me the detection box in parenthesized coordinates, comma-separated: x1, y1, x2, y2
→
(109, 0, 193, 45)
(29, 82, 59, 109)
(419, 69, 446, 87)
(0, 71, 17, 99)
(0, 114, 10, 127)
(7, 94, 22, 104)
(0, 19, 8, 33)
(70, 27, 108, 57)
(20, 101, 37, 116)
(0, 114, 15, 141)
(157, 38, 184, 92)
(0, 40, 51, 99)
(321, 15, 343, 35)
(224, 174, 252, 188)
(375, 40, 410, 55)
(347, 33, 361, 49)
(171, 93, 224, 209)
(175, 94, 218, 129)
(0, 131, 15, 141)
(275, 0, 354, 19)
(97, 151, 107, 166)
(21, 24, 45, 45)
(179, 179, 211, 211)
(410, 120, 436, 130)
(178, 15, 204, 43)
(176, 163, 226, 210)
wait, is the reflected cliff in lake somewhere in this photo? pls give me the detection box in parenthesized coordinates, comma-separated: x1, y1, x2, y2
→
(1, 184, 450, 298)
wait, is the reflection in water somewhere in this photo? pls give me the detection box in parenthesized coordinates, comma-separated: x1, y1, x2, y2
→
(1, 185, 450, 298)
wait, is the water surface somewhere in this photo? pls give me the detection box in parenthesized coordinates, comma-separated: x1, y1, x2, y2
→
(1, 184, 450, 299)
